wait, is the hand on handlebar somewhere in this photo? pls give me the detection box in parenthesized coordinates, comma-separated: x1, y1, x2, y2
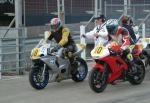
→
(51, 44, 61, 53)
(109, 47, 123, 56)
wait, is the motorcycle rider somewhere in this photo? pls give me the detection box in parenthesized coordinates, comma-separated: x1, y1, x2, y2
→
(45, 18, 76, 57)
(82, 14, 108, 46)
(106, 19, 131, 60)
(44, 18, 77, 79)
(106, 19, 131, 47)
(106, 19, 131, 85)
(121, 15, 136, 44)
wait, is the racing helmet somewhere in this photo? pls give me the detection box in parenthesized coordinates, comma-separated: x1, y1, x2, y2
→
(50, 18, 62, 32)
(121, 15, 129, 23)
(106, 19, 119, 35)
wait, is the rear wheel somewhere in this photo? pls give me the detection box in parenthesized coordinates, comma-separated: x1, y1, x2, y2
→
(88, 67, 109, 93)
(127, 59, 145, 85)
(29, 66, 49, 90)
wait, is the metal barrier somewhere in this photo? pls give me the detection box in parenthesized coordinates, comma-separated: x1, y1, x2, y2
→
(0, 28, 26, 76)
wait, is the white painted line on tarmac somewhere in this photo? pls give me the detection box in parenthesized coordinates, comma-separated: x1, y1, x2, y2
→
(1, 76, 22, 81)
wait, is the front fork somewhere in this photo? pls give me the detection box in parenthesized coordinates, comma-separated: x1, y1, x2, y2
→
(94, 63, 107, 81)
(41, 64, 46, 81)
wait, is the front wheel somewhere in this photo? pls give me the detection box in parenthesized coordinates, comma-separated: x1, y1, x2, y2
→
(29, 66, 49, 90)
(71, 57, 88, 82)
(127, 59, 145, 85)
(142, 50, 150, 67)
(89, 68, 109, 93)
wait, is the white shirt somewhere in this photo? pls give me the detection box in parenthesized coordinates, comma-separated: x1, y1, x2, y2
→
(85, 23, 108, 47)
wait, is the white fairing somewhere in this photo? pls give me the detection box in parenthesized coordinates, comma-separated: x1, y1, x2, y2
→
(91, 45, 110, 59)
(39, 43, 50, 56)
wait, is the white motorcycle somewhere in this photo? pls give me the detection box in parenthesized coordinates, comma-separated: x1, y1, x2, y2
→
(29, 38, 88, 90)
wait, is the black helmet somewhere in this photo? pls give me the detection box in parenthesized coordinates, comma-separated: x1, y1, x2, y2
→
(94, 14, 106, 22)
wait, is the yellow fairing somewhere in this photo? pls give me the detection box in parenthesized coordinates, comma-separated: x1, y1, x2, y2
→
(31, 48, 41, 59)
(77, 44, 86, 49)
(76, 44, 86, 52)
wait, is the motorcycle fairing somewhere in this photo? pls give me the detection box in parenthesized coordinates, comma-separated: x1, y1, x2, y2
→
(91, 44, 110, 59)
(97, 56, 128, 83)
(93, 63, 105, 72)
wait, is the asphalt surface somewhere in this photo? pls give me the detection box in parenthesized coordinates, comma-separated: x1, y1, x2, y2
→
(0, 62, 150, 103)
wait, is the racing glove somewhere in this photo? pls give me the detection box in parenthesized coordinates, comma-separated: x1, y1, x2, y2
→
(51, 44, 61, 52)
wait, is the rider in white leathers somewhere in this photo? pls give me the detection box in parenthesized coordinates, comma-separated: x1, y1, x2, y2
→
(82, 15, 108, 47)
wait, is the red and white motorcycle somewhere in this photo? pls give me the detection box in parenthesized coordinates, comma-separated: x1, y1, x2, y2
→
(88, 43, 145, 93)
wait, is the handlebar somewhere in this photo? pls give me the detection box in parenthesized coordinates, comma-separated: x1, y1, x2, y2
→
(47, 47, 64, 57)
(108, 48, 122, 56)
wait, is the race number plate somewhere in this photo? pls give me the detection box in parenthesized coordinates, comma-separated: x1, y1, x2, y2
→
(93, 45, 104, 55)
(91, 45, 105, 58)
(50, 57, 56, 64)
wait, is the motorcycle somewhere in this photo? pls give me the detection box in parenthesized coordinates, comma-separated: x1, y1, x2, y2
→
(29, 38, 88, 90)
(88, 43, 145, 93)
(133, 26, 150, 67)
(134, 37, 150, 68)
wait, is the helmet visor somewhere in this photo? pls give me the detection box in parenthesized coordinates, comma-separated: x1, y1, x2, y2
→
(107, 25, 117, 35)
(50, 24, 58, 31)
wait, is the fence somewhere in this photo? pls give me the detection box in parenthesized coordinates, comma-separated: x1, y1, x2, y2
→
(105, 0, 150, 37)
(0, 27, 26, 75)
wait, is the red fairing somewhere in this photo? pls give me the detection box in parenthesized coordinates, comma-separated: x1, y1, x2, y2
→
(97, 56, 128, 83)
(111, 45, 121, 51)
(94, 63, 105, 72)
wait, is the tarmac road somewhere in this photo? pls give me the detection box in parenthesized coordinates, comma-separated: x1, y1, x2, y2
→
(0, 62, 150, 103)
